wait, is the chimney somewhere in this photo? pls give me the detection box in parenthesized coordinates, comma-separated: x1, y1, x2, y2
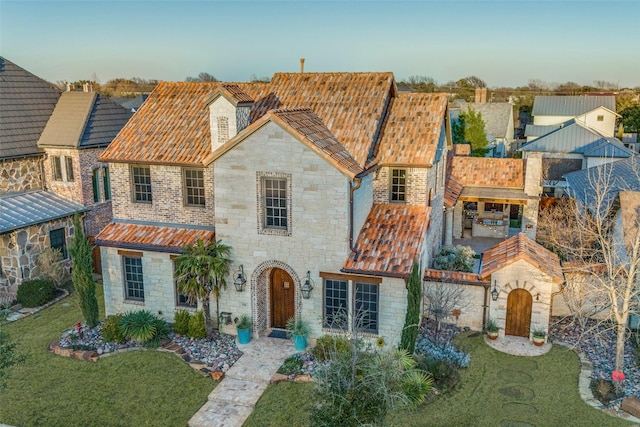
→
(82, 83, 93, 93)
(474, 88, 488, 103)
(300, 58, 305, 74)
(66, 82, 73, 92)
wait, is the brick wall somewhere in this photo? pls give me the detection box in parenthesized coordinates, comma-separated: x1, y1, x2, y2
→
(109, 163, 214, 227)
(0, 156, 44, 194)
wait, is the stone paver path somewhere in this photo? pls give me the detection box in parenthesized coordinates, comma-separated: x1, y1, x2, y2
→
(188, 336, 296, 427)
(485, 334, 552, 356)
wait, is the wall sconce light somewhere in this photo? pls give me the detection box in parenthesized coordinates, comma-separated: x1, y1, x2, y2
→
(234, 265, 246, 292)
(491, 280, 500, 301)
(301, 271, 314, 299)
(536, 293, 540, 301)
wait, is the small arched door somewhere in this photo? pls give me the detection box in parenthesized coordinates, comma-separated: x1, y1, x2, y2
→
(270, 268, 295, 328)
(505, 289, 532, 337)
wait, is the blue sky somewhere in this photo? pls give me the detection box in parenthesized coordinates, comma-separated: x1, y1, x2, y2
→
(1, 0, 639, 88)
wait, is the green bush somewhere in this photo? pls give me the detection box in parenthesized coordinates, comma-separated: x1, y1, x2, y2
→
(173, 310, 191, 336)
(414, 354, 461, 394)
(312, 334, 351, 362)
(277, 354, 304, 375)
(119, 310, 168, 347)
(16, 279, 56, 308)
(188, 311, 206, 339)
(101, 314, 125, 343)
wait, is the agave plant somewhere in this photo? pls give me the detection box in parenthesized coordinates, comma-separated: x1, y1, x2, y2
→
(119, 310, 168, 347)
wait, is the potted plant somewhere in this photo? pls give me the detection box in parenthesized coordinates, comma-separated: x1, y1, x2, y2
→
(531, 328, 547, 346)
(236, 314, 252, 345)
(485, 318, 499, 340)
(286, 316, 310, 351)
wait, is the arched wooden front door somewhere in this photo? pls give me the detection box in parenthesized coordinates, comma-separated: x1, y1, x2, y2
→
(270, 268, 295, 328)
(505, 289, 532, 337)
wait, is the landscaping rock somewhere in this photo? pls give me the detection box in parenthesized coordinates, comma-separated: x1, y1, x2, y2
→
(621, 396, 640, 418)
(271, 373, 288, 384)
(294, 374, 313, 383)
(210, 371, 225, 381)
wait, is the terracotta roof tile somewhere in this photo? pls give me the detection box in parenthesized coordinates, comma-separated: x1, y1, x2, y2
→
(453, 144, 471, 156)
(343, 204, 430, 278)
(445, 174, 464, 207)
(375, 93, 448, 166)
(423, 269, 487, 284)
(480, 233, 563, 283)
(449, 156, 525, 188)
(95, 222, 215, 253)
(99, 82, 269, 165)
(218, 84, 254, 104)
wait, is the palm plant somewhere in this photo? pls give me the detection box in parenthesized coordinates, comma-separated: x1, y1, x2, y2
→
(174, 239, 232, 339)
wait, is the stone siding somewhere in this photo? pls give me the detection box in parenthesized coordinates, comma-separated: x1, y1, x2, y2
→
(209, 97, 238, 152)
(109, 163, 214, 227)
(424, 280, 486, 331)
(0, 156, 44, 194)
(0, 216, 74, 293)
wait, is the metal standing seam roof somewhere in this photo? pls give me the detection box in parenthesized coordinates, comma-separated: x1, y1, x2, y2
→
(342, 203, 430, 278)
(480, 233, 564, 283)
(532, 95, 616, 117)
(524, 123, 562, 137)
(520, 119, 632, 158)
(0, 57, 61, 159)
(0, 190, 87, 234)
(95, 221, 216, 253)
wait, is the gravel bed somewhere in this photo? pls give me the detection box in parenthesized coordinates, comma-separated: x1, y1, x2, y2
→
(550, 316, 640, 409)
(58, 322, 243, 372)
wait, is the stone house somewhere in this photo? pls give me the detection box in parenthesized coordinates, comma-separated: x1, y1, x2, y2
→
(96, 73, 450, 347)
(0, 57, 130, 300)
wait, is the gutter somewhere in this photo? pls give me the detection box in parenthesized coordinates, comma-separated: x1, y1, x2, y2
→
(348, 177, 363, 260)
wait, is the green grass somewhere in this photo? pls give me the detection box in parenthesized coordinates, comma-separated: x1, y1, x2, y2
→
(245, 332, 632, 427)
(0, 285, 215, 427)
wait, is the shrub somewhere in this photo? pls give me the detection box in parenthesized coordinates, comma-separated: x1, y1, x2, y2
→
(278, 354, 304, 375)
(433, 245, 475, 272)
(312, 335, 350, 362)
(590, 379, 619, 403)
(414, 354, 460, 393)
(119, 310, 168, 347)
(173, 310, 191, 336)
(16, 279, 55, 308)
(36, 247, 68, 287)
(188, 310, 206, 339)
(415, 336, 470, 368)
(101, 314, 125, 343)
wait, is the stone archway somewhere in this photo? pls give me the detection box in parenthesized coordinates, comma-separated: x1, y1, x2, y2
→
(251, 260, 301, 337)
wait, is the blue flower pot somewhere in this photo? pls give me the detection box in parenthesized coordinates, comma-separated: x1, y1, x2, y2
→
(237, 328, 251, 344)
(293, 334, 307, 351)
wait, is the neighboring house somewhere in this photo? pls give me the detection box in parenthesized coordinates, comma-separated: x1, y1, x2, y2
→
(96, 73, 450, 347)
(451, 101, 515, 157)
(111, 94, 149, 113)
(0, 57, 130, 300)
(443, 145, 541, 243)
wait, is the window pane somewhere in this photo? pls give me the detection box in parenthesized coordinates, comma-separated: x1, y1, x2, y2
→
(264, 178, 287, 229)
(184, 169, 205, 207)
(65, 157, 74, 181)
(355, 282, 378, 334)
(324, 279, 348, 329)
(49, 228, 67, 259)
(52, 157, 62, 181)
(124, 257, 144, 301)
(92, 169, 100, 203)
(132, 166, 152, 203)
(103, 167, 111, 201)
(390, 169, 406, 202)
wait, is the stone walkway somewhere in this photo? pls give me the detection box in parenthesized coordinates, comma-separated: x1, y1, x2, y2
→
(188, 336, 296, 427)
(484, 334, 552, 356)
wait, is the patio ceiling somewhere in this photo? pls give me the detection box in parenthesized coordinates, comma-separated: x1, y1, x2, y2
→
(459, 187, 533, 204)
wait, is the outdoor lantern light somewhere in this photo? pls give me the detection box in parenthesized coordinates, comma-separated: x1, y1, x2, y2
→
(491, 281, 500, 301)
(234, 265, 246, 292)
(301, 271, 314, 299)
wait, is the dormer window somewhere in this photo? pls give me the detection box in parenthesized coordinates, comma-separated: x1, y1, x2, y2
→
(390, 168, 407, 203)
(51, 155, 74, 182)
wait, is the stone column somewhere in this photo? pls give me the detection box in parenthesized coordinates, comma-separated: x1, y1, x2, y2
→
(444, 207, 453, 245)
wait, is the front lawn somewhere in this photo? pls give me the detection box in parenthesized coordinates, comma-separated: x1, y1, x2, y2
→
(0, 285, 215, 427)
(245, 332, 632, 426)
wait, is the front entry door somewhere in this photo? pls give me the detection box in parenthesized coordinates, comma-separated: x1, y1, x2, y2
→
(270, 268, 295, 328)
(505, 289, 532, 337)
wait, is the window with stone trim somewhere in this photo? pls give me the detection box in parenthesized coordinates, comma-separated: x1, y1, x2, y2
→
(354, 282, 379, 334)
(92, 167, 111, 203)
(323, 279, 348, 330)
(183, 168, 206, 207)
(49, 228, 68, 259)
(52, 156, 63, 181)
(131, 166, 152, 203)
(123, 256, 144, 302)
(103, 167, 111, 201)
(390, 168, 407, 203)
(65, 156, 74, 181)
(257, 172, 292, 236)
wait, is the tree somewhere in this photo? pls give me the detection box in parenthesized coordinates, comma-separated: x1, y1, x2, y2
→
(174, 239, 231, 339)
(620, 106, 640, 133)
(185, 72, 219, 82)
(463, 109, 490, 156)
(399, 263, 421, 354)
(537, 164, 640, 373)
(69, 214, 99, 327)
(0, 328, 25, 390)
(36, 247, 68, 287)
(451, 114, 466, 145)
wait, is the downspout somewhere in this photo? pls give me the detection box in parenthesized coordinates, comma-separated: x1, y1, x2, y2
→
(482, 284, 490, 330)
(349, 177, 363, 260)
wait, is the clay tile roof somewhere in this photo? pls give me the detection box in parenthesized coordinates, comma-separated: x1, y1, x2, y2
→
(218, 84, 254, 105)
(444, 174, 464, 207)
(453, 144, 471, 156)
(423, 269, 487, 285)
(99, 82, 269, 166)
(264, 72, 396, 166)
(480, 233, 563, 283)
(449, 156, 525, 188)
(342, 203, 430, 278)
(270, 109, 363, 178)
(375, 93, 448, 166)
(95, 222, 215, 253)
